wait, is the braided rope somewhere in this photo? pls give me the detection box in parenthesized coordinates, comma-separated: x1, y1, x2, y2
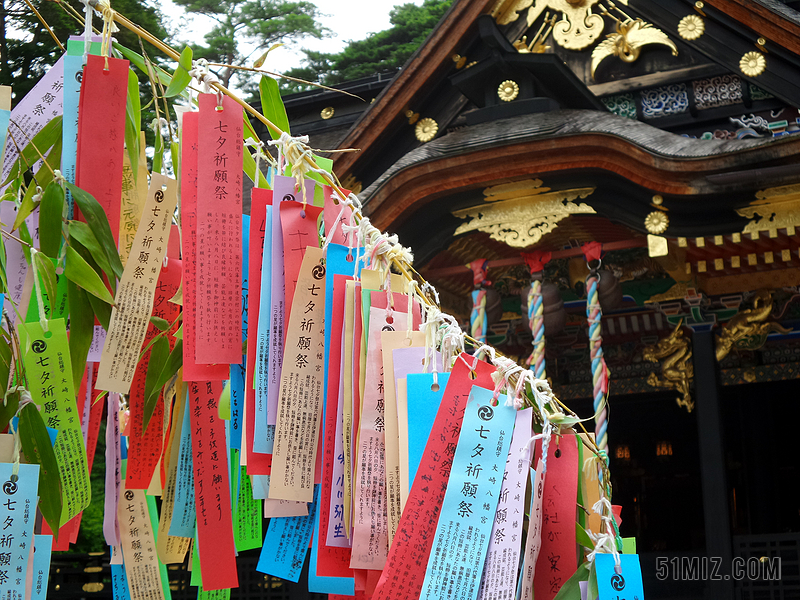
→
(586, 270, 609, 453)
(470, 289, 487, 346)
(528, 279, 545, 379)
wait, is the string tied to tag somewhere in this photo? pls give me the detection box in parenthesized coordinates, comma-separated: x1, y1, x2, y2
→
(29, 248, 49, 334)
(586, 496, 623, 573)
(267, 131, 328, 209)
(322, 192, 361, 257)
(244, 137, 274, 188)
(9, 388, 35, 480)
(405, 280, 417, 341)
(188, 58, 220, 96)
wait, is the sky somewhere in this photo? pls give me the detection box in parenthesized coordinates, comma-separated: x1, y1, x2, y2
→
(160, 0, 421, 76)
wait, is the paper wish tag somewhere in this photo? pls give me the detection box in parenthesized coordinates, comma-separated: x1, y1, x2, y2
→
(269, 246, 327, 503)
(17, 319, 90, 523)
(118, 487, 165, 600)
(0, 463, 39, 600)
(419, 387, 516, 600)
(595, 554, 645, 600)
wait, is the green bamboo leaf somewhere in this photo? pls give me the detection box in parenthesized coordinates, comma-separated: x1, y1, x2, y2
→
(588, 561, 598, 600)
(218, 381, 231, 420)
(164, 46, 193, 97)
(142, 336, 171, 435)
(87, 292, 111, 331)
(552, 562, 590, 600)
(150, 316, 170, 331)
(66, 182, 124, 279)
(12, 188, 39, 232)
(18, 403, 63, 535)
(1, 115, 63, 187)
(67, 280, 95, 390)
(125, 68, 141, 181)
(33, 250, 58, 309)
(12, 136, 60, 231)
(114, 43, 172, 87)
(259, 75, 290, 140)
(576, 523, 595, 549)
(0, 354, 15, 424)
(69, 221, 115, 285)
(145, 339, 183, 429)
(173, 324, 183, 339)
(65, 245, 115, 305)
(39, 182, 65, 258)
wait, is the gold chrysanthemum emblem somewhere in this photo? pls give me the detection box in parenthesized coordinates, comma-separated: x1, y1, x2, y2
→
(677, 14, 705, 40)
(498, 80, 520, 102)
(415, 117, 438, 142)
(740, 51, 766, 77)
(645, 211, 669, 235)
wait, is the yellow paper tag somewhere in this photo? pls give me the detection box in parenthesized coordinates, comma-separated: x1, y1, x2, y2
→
(269, 246, 327, 502)
(118, 487, 166, 600)
(96, 173, 178, 394)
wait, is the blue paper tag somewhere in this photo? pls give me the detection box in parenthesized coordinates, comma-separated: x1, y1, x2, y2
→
(257, 486, 319, 583)
(595, 554, 645, 600)
(254, 205, 273, 452)
(405, 372, 450, 488)
(169, 396, 196, 538)
(30, 535, 53, 600)
(0, 462, 40, 600)
(419, 386, 516, 600)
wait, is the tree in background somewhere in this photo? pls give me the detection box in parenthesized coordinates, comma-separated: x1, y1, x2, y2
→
(0, 0, 169, 103)
(172, 0, 327, 89)
(280, 0, 453, 94)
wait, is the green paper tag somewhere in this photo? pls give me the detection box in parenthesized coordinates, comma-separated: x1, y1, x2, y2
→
(17, 318, 90, 523)
(622, 537, 636, 554)
(233, 464, 262, 552)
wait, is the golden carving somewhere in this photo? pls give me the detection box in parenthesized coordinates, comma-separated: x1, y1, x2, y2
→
(645, 211, 669, 234)
(452, 179, 595, 247)
(740, 51, 766, 77)
(491, 0, 535, 25)
(415, 117, 438, 142)
(340, 174, 363, 195)
(715, 290, 790, 362)
(498, 80, 520, 101)
(643, 322, 694, 412)
(678, 14, 705, 40)
(320, 106, 334, 120)
(647, 234, 669, 257)
(736, 184, 800, 236)
(591, 18, 678, 77)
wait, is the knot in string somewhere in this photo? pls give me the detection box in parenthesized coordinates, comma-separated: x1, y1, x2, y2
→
(188, 58, 220, 95)
(267, 131, 329, 209)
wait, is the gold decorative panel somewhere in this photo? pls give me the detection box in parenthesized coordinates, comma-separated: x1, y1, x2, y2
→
(452, 179, 595, 248)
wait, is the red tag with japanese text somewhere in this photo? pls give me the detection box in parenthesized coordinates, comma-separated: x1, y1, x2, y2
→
(75, 54, 128, 244)
(372, 354, 496, 600)
(180, 111, 228, 381)
(323, 186, 353, 247)
(195, 94, 243, 365)
(244, 188, 273, 475)
(126, 260, 181, 489)
(533, 434, 579, 600)
(189, 380, 238, 590)
(280, 200, 323, 331)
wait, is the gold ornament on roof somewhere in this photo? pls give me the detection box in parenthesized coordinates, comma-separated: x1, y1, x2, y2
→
(498, 80, 520, 102)
(591, 18, 677, 77)
(643, 321, 694, 412)
(645, 211, 669, 235)
(320, 106, 334, 120)
(452, 179, 595, 247)
(415, 117, 438, 143)
(740, 51, 766, 77)
(677, 14, 705, 40)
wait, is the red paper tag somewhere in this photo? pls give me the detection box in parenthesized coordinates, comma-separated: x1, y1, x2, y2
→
(195, 94, 243, 365)
(372, 354, 496, 600)
(126, 260, 181, 489)
(244, 188, 273, 475)
(189, 380, 239, 590)
(280, 200, 323, 330)
(533, 434, 579, 600)
(323, 186, 353, 247)
(75, 54, 128, 245)
(180, 112, 228, 381)
(318, 274, 353, 573)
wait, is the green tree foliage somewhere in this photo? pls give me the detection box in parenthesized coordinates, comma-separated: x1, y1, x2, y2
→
(280, 0, 453, 94)
(0, 0, 169, 103)
(172, 0, 327, 89)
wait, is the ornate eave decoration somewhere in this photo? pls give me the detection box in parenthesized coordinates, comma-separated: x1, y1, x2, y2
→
(452, 179, 595, 247)
(490, 0, 677, 79)
(736, 184, 800, 236)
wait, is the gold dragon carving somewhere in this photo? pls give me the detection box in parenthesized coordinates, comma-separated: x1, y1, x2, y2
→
(643, 322, 694, 412)
(715, 290, 790, 362)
